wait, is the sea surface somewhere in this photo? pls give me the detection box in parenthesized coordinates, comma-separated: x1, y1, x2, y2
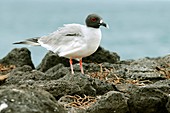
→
(0, 0, 170, 66)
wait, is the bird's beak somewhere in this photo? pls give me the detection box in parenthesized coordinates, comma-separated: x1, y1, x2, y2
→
(100, 20, 109, 29)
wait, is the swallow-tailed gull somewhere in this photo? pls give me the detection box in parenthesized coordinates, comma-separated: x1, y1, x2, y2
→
(13, 14, 108, 74)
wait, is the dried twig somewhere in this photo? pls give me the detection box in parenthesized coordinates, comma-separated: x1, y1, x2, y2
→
(64, 94, 96, 109)
(0, 64, 16, 72)
(88, 64, 113, 80)
(156, 66, 170, 79)
(88, 64, 153, 86)
(0, 74, 8, 81)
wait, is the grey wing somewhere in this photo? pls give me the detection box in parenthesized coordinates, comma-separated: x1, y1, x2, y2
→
(13, 37, 40, 45)
(38, 24, 86, 55)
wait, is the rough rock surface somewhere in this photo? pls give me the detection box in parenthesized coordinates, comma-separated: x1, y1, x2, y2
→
(86, 91, 129, 113)
(0, 48, 170, 113)
(128, 86, 169, 113)
(83, 46, 120, 63)
(5, 67, 116, 100)
(167, 96, 170, 112)
(0, 86, 66, 113)
(0, 48, 34, 69)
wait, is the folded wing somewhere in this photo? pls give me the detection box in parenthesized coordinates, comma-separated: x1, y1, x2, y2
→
(38, 24, 86, 57)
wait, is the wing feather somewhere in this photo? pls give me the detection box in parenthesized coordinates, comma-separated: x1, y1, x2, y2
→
(38, 24, 86, 57)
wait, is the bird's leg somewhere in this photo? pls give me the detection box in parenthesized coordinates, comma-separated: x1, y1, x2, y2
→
(79, 59, 84, 74)
(69, 58, 74, 74)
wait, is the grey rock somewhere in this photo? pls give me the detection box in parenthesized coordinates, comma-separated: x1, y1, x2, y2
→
(5, 65, 45, 85)
(83, 46, 120, 64)
(127, 72, 165, 81)
(0, 86, 66, 113)
(128, 86, 169, 113)
(45, 63, 69, 80)
(86, 91, 129, 113)
(6, 64, 69, 86)
(2, 47, 170, 113)
(115, 57, 167, 82)
(166, 96, 170, 113)
(115, 83, 139, 96)
(72, 63, 101, 74)
(59, 73, 117, 96)
(33, 79, 81, 100)
(159, 54, 170, 64)
(151, 80, 170, 95)
(32, 73, 117, 100)
(36, 51, 68, 72)
(129, 57, 159, 70)
(0, 48, 34, 68)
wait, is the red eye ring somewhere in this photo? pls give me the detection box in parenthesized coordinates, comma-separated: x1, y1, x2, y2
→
(91, 18, 97, 22)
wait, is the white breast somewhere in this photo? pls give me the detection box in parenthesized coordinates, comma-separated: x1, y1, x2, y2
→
(59, 26, 102, 59)
(83, 27, 102, 57)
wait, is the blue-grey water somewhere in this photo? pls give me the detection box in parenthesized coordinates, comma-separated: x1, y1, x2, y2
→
(0, 0, 170, 66)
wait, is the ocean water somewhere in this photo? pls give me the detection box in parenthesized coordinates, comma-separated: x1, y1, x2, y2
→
(0, 0, 170, 66)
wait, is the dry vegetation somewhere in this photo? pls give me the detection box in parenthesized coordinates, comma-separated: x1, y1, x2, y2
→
(0, 64, 16, 81)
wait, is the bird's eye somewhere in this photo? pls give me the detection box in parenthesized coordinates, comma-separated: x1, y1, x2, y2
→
(91, 18, 97, 22)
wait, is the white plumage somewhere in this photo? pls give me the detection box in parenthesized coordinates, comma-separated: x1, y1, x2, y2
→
(14, 14, 108, 74)
(38, 24, 101, 59)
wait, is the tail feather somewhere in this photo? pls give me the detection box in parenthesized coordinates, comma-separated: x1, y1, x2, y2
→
(13, 37, 41, 46)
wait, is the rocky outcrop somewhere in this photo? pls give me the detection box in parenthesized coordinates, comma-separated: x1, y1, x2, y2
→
(0, 86, 66, 113)
(0, 47, 170, 113)
(0, 48, 34, 69)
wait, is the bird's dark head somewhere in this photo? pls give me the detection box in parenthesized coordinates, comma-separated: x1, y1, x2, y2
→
(85, 14, 108, 29)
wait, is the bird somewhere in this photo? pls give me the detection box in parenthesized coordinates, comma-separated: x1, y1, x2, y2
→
(13, 14, 108, 74)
